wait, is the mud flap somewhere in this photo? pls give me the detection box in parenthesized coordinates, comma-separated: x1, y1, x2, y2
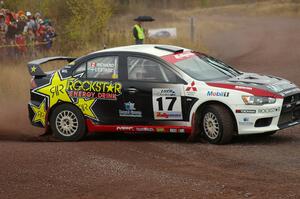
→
(187, 113, 203, 142)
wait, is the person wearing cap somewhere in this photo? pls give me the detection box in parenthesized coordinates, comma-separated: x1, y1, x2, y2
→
(26, 11, 37, 33)
(133, 17, 145, 45)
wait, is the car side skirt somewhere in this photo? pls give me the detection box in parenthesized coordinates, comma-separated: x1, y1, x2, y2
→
(86, 119, 192, 134)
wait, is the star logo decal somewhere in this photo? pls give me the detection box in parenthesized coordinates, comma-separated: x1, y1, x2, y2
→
(75, 98, 97, 120)
(31, 66, 37, 73)
(31, 99, 47, 127)
(106, 84, 114, 93)
(34, 72, 72, 107)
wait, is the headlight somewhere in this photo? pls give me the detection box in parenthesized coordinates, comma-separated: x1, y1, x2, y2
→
(242, 96, 276, 105)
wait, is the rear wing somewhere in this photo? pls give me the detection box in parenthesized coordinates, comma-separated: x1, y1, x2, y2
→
(27, 56, 76, 77)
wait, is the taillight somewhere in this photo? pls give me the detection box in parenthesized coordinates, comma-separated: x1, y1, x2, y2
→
(30, 77, 37, 89)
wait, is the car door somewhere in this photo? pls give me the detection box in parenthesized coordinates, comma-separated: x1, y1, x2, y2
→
(71, 54, 125, 124)
(120, 54, 188, 125)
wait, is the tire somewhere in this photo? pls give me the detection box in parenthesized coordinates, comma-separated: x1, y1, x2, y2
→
(200, 104, 234, 144)
(50, 104, 86, 141)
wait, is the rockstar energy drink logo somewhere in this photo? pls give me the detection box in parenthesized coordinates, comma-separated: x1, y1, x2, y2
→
(67, 80, 122, 100)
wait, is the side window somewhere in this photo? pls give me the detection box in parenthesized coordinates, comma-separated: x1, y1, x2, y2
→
(86, 56, 119, 79)
(73, 63, 86, 76)
(127, 57, 177, 82)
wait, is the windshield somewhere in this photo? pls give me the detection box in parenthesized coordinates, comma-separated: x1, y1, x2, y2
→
(174, 54, 241, 81)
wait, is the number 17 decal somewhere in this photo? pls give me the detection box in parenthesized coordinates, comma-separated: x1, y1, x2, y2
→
(152, 88, 183, 120)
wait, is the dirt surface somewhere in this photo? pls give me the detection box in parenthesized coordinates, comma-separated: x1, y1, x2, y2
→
(0, 15, 300, 199)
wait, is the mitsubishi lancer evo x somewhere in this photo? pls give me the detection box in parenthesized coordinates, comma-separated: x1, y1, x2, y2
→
(27, 45, 300, 144)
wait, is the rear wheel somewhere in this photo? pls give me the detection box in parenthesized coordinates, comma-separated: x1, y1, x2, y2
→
(50, 104, 86, 141)
(201, 104, 234, 144)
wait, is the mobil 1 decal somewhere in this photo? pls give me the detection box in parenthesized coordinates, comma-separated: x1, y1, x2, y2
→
(152, 88, 183, 120)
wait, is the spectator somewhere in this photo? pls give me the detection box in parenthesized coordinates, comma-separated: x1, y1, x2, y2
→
(0, 11, 7, 58)
(5, 11, 17, 56)
(0, 12, 7, 44)
(26, 11, 37, 33)
(0, 7, 56, 58)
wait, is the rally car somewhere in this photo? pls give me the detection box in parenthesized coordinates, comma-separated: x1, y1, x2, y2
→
(27, 45, 300, 144)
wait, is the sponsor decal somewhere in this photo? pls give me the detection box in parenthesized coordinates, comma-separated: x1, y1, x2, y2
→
(30, 99, 47, 127)
(174, 52, 195, 60)
(161, 51, 196, 63)
(206, 82, 283, 99)
(170, 128, 177, 133)
(156, 128, 165, 132)
(152, 88, 179, 96)
(116, 126, 134, 131)
(207, 91, 229, 97)
(136, 127, 155, 132)
(88, 62, 117, 74)
(235, 85, 253, 90)
(31, 66, 37, 73)
(155, 112, 182, 119)
(119, 102, 142, 117)
(33, 72, 120, 120)
(75, 98, 97, 120)
(186, 81, 197, 92)
(238, 117, 254, 126)
(178, 129, 185, 133)
(67, 79, 122, 100)
(258, 107, 280, 113)
(153, 88, 183, 120)
(34, 72, 72, 107)
(236, 109, 256, 114)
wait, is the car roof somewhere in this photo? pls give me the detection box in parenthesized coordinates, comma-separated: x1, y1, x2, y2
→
(91, 44, 191, 57)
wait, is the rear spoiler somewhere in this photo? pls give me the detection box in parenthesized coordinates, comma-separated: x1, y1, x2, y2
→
(27, 56, 76, 77)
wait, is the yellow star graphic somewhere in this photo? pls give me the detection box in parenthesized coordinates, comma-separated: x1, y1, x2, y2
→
(31, 100, 47, 127)
(106, 83, 114, 92)
(75, 98, 97, 120)
(31, 66, 37, 73)
(35, 72, 72, 107)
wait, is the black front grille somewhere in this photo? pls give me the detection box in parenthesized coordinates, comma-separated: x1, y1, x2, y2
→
(283, 93, 300, 104)
(278, 93, 300, 126)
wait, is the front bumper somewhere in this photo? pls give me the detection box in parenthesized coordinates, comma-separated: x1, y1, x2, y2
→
(234, 93, 300, 135)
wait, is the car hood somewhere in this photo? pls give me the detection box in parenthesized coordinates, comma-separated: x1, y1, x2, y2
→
(223, 72, 300, 96)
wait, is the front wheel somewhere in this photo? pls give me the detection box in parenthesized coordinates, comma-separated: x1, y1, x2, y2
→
(50, 104, 86, 141)
(201, 104, 235, 144)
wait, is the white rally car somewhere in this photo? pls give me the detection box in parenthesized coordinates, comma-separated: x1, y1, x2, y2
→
(28, 45, 300, 144)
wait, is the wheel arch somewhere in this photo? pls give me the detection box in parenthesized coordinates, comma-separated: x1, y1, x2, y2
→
(46, 101, 84, 127)
(194, 100, 238, 135)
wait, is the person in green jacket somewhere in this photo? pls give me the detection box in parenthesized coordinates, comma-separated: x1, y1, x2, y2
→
(133, 19, 145, 45)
